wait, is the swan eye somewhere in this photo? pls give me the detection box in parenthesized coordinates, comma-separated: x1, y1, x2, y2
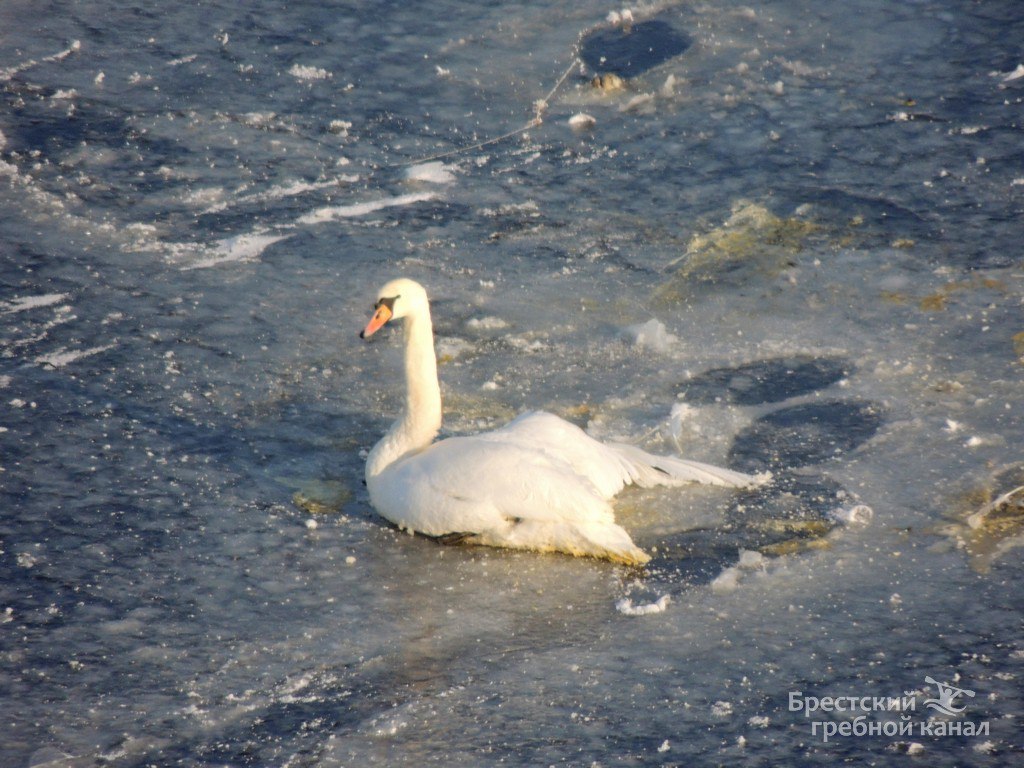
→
(375, 295, 398, 312)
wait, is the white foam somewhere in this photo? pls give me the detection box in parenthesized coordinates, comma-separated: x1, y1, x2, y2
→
(297, 191, 436, 225)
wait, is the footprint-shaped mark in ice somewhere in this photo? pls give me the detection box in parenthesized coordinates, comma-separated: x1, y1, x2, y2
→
(679, 355, 851, 406)
(729, 400, 884, 473)
(580, 19, 691, 79)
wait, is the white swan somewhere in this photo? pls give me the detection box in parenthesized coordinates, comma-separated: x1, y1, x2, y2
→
(360, 278, 765, 565)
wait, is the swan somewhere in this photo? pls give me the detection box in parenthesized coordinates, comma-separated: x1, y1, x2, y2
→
(360, 278, 765, 565)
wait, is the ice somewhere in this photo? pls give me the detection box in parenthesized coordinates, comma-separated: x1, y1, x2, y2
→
(568, 113, 596, 130)
(404, 161, 457, 184)
(711, 700, 733, 717)
(466, 316, 508, 331)
(615, 594, 670, 615)
(829, 504, 874, 527)
(711, 550, 769, 594)
(34, 344, 116, 369)
(1, 0, 1022, 765)
(288, 64, 332, 81)
(998, 63, 1024, 82)
(184, 231, 291, 270)
(623, 318, 677, 352)
(2, 293, 68, 313)
(297, 191, 437, 224)
(0, 40, 80, 82)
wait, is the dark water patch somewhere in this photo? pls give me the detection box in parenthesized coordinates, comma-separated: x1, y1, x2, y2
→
(646, 472, 845, 584)
(729, 400, 884, 472)
(580, 19, 691, 78)
(0, 82, 129, 156)
(647, 529, 760, 585)
(780, 186, 940, 243)
(725, 471, 845, 550)
(176, 671, 402, 768)
(679, 355, 851, 406)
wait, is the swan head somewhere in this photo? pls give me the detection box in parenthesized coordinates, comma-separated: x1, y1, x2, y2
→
(360, 278, 430, 339)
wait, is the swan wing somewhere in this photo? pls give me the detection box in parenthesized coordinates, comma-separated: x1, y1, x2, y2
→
(370, 432, 654, 562)
(481, 411, 764, 493)
(403, 434, 616, 529)
(479, 411, 639, 498)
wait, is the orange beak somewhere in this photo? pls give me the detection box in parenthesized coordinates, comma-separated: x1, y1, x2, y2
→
(360, 303, 393, 339)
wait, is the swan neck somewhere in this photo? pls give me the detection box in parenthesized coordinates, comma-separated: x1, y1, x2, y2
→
(366, 306, 441, 479)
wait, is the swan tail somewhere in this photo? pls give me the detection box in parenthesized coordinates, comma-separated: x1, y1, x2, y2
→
(608, 443, 770, 489)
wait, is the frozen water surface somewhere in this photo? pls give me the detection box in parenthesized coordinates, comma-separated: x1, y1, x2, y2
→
(1, 0, 1022, 765)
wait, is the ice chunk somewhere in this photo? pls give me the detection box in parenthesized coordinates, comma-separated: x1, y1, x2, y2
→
(737, 549, 766, 570)
(568, 113, 596, 130)
(288, 63, 332, 81)
(668, 402, 696, 449)
(186, 232, 291, 270)
(623, 318, 677, 353)
(711, 549, 768, 593)
(711, 567, 741, 594)
(830, 504, 874, 526)
(711, 700, 733, 717)
(615, 594, 670, 616)
(999, 63, 1024, 82)
(405, 161, 456, 184)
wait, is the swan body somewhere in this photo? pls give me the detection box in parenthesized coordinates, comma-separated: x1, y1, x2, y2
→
(361, 278, 764, 565)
